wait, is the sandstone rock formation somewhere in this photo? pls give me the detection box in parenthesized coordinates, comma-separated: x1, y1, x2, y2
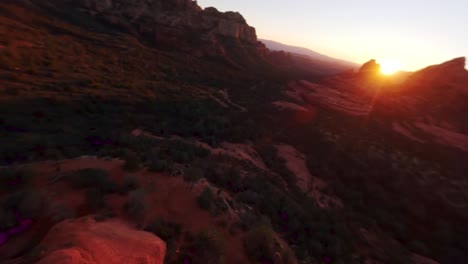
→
(35, 216, 166, 264)
(61, 0, 260, 57)
(359, 59, 381, 74)
(400, 57, 468, 132)
(404, 57, 468, 94)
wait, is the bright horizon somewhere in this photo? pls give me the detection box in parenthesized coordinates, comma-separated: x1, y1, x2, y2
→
(197, 0, 467, 72)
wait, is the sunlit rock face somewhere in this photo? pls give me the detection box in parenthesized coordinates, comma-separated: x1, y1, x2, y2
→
(36, 217, 166, 264)
(404, 57, 468, 94)
(68, 0, 259, 57)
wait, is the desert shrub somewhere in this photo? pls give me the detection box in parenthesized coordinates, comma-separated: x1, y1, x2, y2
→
(160, 140, 210, 164)
(173, 151, 192, 163)
(180, 230, 225, 264)
(223, 167, 244, 192)
(0, 168, 34, 191)
(148, 159, 168, 172)
(124, 188, 148, 220)
(197, 187, 215, 211)
(243, 225, 276, 263)
(204, 165, 244, 192)
(197, 187, 227, 216)
(256, 145, 296, 186)
(120, 174, 140, 193)
(65, 168, 116, 193)
(47, 202, 76, 223)
(123, 152, 139, 171)
(235, 190, 259, 206)
(145, 218, 182, 243)
(0, 190, 47, 231)
(16, 190, 46, 219)
(85, 187, 106, 211)
(1, 190, 46, 220)
(183, 167, 204, 182)
(237, 210, 271, 231)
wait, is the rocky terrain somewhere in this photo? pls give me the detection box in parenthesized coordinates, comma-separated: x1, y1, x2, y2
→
(1, 0, 467, 264)
(67, 0, 264, 59)
(37, 216, 166, 264)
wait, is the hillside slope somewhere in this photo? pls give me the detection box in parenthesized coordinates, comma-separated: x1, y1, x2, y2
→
(261, 39, 358, 71)
(1, 1, 467, 264)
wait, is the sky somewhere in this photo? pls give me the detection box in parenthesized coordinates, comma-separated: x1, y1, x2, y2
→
(197, 0, 467, 71)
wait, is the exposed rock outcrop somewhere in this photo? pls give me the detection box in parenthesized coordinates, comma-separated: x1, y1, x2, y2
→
(62, 0, 259, 58)
(36, 216, 166, 264)
(404, 57, 468, 94)
(359, 59, 381, 75)
(398, 57, 468, 133)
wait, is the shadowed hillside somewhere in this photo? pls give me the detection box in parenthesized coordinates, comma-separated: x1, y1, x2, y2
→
(0, 1, 467, 264)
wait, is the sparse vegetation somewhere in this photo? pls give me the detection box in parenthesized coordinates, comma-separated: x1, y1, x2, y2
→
(197, 187, 228, 216)
(63, 168, 117, 193)
(47, 202, 76, 224)
(145, 218, 182, 244)
(120, 174, 140, 193)
(0, 190, 45, 231)
(0, 1, 467, 263)
(179, 230, 226, 264)
(123, 152, 140, 171)
(0, 168, 34, 191)
(243, 225, 276, 263)
(85, 187, 107, 211)
(183, 166, 204, 182)
(124, 188, 148, 221)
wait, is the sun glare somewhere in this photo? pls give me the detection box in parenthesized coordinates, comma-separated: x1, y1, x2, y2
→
(380, 60, 402, 75)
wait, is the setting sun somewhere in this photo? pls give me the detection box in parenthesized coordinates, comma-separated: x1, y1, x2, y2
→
(380, 60, 402, 75)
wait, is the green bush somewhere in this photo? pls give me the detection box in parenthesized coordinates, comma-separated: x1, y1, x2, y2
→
(181, 230, 225, 264)
(17, 190, 46, 219)
(65, 168, 116, 192)
(183, 167, 204, 182)
(85, 187, 107, 211)
(124, 188, 148, 221)
(196, 187, 227, 216)
(120, 174, 140, 193)
(148, 159, 168, 172)
(237, 210, 271, 231)
(197, 187, 214, 209)
(0, 168, 34, 191)
(145, 218, 182, 243)
(47, 202, 76, 223)
(1, 190, 46, 219)
(243, 225, 276, 263)
(235, 190, 259, 206)
(0, 190, 46, 230)
(123, 153, 140, 171)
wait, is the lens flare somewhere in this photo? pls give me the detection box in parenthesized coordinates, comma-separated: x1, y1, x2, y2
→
(380, 60, 402, 75)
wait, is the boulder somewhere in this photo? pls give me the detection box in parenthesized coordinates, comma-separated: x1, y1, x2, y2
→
(36, 216, 166, 264)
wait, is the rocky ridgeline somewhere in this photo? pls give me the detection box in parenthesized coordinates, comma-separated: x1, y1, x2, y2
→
(404, 57, 468, 94)
(68, 0, 262, 57)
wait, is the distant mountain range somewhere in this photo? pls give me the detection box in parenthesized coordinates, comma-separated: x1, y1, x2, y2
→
(260, 39, 359, 70)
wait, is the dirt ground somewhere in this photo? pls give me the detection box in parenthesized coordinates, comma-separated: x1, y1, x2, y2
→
(1, 157, 250, 264)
